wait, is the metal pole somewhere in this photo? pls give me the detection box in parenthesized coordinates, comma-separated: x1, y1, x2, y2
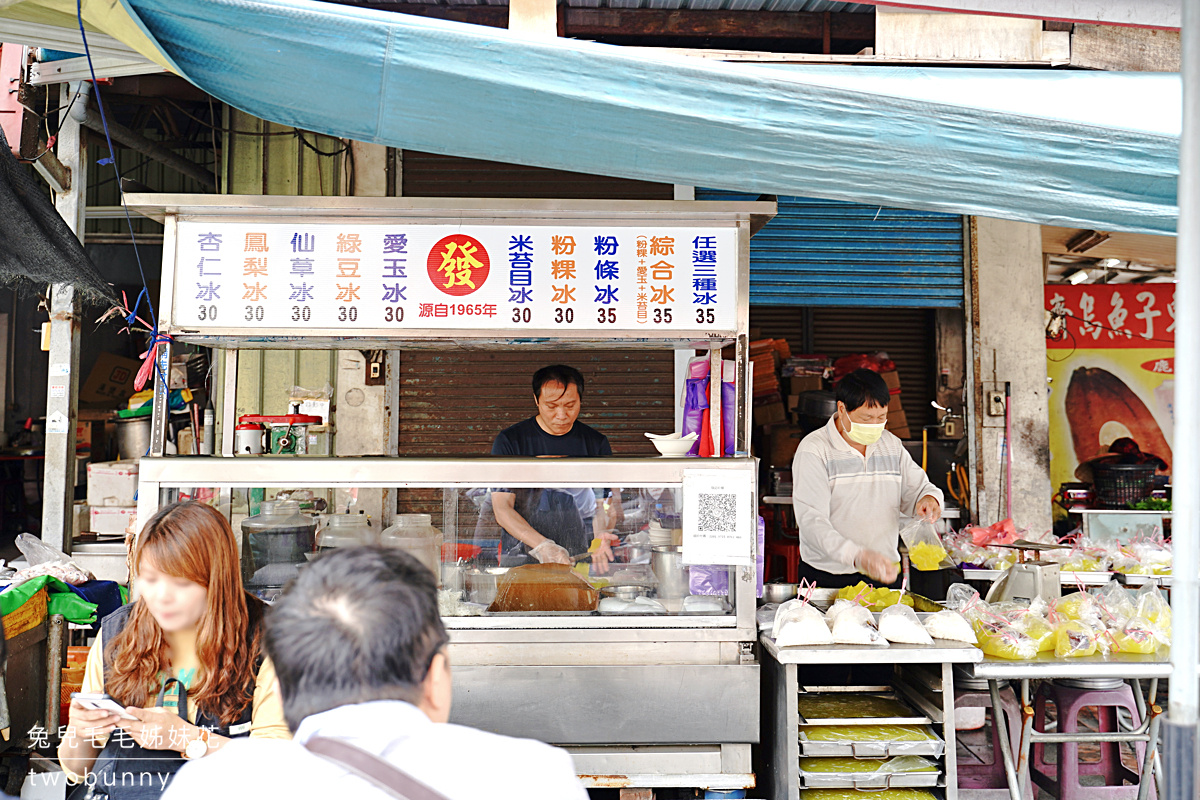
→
(1166, 0, 1200, 795)
(40, 84, 87, 554)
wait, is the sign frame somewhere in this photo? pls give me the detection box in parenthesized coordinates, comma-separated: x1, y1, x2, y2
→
(128, 195, 774, 349)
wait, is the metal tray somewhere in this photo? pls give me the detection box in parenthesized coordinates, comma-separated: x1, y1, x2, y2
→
(798, 726, 946, 759)
(799, 769, 942, 789)
(796, 691, 930, 726)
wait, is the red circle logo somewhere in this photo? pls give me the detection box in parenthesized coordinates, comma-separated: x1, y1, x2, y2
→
(427, 235, 490, 297)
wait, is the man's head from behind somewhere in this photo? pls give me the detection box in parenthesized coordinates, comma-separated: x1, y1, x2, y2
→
(265, 547, 451, 731)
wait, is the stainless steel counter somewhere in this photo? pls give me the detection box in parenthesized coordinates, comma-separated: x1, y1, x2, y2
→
(762, 635, 982, 666)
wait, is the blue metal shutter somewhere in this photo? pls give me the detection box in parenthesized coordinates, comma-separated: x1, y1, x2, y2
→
(697, 190, 965, 307)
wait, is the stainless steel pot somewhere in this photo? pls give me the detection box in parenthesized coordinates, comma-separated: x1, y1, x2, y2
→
(651, 545, 689, 600)
(761, 582, 799, 604)
(114, 417, 152, 460)
(601, 585, 653, 602)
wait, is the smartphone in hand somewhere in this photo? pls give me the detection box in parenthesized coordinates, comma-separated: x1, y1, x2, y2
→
(72, 693, 138, 720)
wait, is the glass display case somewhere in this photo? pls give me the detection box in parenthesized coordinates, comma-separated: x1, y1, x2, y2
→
(136, 456, 757, 630)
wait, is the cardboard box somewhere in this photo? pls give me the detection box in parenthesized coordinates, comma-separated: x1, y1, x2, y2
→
(80, 353, 141, 407)
(886, 408, 910, 439)
(753, 401, 787, 427)
(880, 370, 901, 391)
(888, 393, 903, 412)
(769, 426, 806, 467)
(87, 460, 139, 507)
(89, 506, 137, 536)
(788, 375, 824, 395)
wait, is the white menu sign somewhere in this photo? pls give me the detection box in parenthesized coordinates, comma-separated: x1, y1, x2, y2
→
(171, 222, 737, 333)
(682, 469, 755, 567)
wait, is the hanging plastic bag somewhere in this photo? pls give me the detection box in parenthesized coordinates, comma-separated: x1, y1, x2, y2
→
(774, 599, 834, 647)
(899, 520, 951, 571)
(879, 604, 933, 645)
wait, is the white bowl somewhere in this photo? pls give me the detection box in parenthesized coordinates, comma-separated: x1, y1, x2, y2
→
(649, 436, 696, 456)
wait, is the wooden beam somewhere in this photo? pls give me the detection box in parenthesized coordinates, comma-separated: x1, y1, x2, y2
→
(350, 5, 875, 39)
(1071, 24, 1180, 71)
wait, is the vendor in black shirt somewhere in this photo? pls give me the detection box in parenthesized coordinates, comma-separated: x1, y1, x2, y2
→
(488, 365, 622, 572)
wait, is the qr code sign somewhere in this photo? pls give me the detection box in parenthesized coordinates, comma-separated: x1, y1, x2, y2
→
(697, 493, 737, 532)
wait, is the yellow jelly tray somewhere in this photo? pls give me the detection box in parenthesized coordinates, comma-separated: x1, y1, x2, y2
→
(798, 725, 946, 759)
(799, 756, 942, 790)
(797, 692, 929, 726)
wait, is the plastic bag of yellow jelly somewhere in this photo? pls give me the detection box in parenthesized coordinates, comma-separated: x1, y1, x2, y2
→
(1113, 619, 1159, 654)
(1054, 619, 1098, 658)
(978, 627, 1039, 660)
(900, 519, 950, 571)
(1053, 591, 1096, 622)
(1135, 587, 1171, 640)
(1011, 612, 1055, 653)
(802, 725, 938, 743)
(836, 583, 912, 611)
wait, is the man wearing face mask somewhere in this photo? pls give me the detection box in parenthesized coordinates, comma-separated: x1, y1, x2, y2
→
(791, 369, 943, 587)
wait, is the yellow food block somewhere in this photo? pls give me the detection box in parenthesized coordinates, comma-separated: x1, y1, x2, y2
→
(797, 694, 914, 720)
(799, 757, 938, 774)
(801, 789, 939, 800)
(909, 542, 948, 571)
(802, 725, 937, 743)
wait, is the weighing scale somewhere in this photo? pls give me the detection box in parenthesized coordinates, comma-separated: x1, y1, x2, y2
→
(983, 540, 1070, 605)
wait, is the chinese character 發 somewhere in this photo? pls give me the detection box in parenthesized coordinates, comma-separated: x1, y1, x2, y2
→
(551, 235, 575, 256)
(650, 236, 675, 256)
(243, 283, 268, 302)
(337, 259, 361, 278)
(551, 260, 576, 281)
(289, 283, 314, 302)
(196, 282, 221, 302)
(243, 257, 268, 277)
(291, 232, 316, 253)
(438, 241, 483, 290)
(336, 284, 361, 302)
(197, 232, 222, 252)
(382, 284, 407, 303)
(595, 261, 619, 281)
(245, 233, 269, 252)
(336, 233, 362, 253)
(594, 236, 618, 256)
(595, 285, 618, 305)
(552, 285, 576, 304)
(651, 286, 674, 304)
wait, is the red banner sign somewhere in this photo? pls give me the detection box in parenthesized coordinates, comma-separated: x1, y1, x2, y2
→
(1045, 284, 1174, 350)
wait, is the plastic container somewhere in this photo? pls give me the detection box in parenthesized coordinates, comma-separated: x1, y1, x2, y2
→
(1093, 463, 1157, 508)
(316, 514, 375, 552)
(240, 500, 317, 593)
(380, 514, 443, 578)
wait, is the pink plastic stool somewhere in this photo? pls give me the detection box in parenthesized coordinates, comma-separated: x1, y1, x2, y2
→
(956, 685, 1033, 799)
(1032, 680, 1153, 800)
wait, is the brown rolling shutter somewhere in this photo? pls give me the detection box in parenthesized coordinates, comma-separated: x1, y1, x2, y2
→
(401, 151, 674, 200)
(398, 350, 675, 457)
(750, 306, 938, 432)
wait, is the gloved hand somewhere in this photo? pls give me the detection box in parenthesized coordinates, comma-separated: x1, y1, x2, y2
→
(531, 540, 571, 565)
(855, 549, 900, 585)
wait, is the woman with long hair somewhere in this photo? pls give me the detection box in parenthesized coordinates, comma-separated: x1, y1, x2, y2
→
(59, 502, 289, 798)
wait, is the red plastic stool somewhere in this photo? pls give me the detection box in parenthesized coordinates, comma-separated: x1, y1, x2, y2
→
(1032, 679, 1153, 800)
(763, 539, 799, 583)
(955, 684, 1033, 798)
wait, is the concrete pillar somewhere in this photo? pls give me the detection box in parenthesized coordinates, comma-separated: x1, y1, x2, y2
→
(968, 216, 1052, 533)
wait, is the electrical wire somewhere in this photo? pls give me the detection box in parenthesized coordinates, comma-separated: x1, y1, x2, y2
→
(76, 0, 168, 394)
(1046, 309, 1174, 347)
(296, 130, 351, 157)
(161, 96, 306, 137)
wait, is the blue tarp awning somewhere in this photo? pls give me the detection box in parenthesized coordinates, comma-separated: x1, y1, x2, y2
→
(0, 0, 1182, 235)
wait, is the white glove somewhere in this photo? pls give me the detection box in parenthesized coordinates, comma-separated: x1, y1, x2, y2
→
(530, 540, 571, 565)
(854, 550, 900, 585)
